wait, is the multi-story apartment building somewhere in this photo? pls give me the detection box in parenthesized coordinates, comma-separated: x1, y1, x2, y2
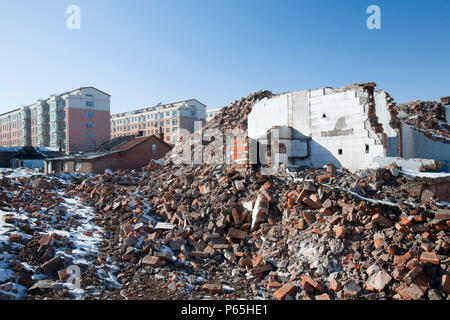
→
(110, 99, 206, 144)
(0, 87, 111, 153)
(206, 107, 222, 122)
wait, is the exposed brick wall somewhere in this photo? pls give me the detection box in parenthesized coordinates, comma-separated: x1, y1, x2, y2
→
(47, 135, 172, 174)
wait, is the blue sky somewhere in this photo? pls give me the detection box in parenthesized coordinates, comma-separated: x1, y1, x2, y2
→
(0, 0, 449, 114)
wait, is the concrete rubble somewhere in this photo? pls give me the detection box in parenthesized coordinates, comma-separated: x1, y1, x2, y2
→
(0, 90, 449, 300)
(394, 100, 450, 143)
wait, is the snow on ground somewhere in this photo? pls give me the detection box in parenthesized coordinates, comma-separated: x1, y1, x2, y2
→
(0, 167, 42, 179)
(400, 170, 450, 179)
(0, 168, 117, 300)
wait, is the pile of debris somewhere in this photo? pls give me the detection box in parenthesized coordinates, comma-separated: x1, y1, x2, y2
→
(1, 90, 449, 301)
(170, 90, 273, 164)
(394, 101, 449, 143)
(36, 160, 449, 300)
(0, 169, 121, 300)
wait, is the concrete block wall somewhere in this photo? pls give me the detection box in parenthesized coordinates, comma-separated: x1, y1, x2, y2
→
(401, 122, 450, 164)
(302, 88, 385, 170)
(248, 85, 391, 171)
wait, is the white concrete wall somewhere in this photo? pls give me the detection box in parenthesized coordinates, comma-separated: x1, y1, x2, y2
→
(248, 94, 289, 139)
(304, 89, 385, 170)
(248, 86, 389, 171)
(374, 91, 399, 157)
(401, 122, 450, 163)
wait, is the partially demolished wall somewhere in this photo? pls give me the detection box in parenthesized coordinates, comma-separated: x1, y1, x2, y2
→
(248, 83, 397, 171)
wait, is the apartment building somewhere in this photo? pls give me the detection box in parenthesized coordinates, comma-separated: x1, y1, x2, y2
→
(110, 99, 206, 144)
(206, 107, 222, 122)
(0, 87, 111, 153)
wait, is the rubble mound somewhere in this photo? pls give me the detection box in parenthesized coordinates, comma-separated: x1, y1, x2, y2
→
(20, 161, 447, 301)
(170, 90, 273, 161)
(395, 101, 450, 143)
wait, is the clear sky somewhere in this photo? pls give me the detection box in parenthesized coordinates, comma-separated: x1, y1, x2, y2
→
(0, 0, 449, 114)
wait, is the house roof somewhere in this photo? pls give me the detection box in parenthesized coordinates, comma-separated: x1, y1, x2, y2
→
(0, 146, 59, 160)
(95, 134, 138, 152)
(47, 134, 172, 161)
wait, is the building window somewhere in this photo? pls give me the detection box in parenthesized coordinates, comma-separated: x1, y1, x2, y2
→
(338, 149, 343, 155)
(365, 144, 370, 154)
(166, 128, 170, 133)
(152, 144, 156, 152)
(86, 112, 94, 118)
(86, 132, 95, 139)
(86, 94, 94, 98)
(191, 110, 196, 117)
(86, 122, 94, 128)
(86, 101, 94, 108)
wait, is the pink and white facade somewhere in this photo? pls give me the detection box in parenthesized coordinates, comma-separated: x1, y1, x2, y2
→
(0, 87, 111, 153)
(110, 99, 207, 144)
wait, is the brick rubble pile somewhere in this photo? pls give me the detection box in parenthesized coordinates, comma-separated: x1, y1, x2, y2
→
(0, 91, 449, 301)
(394, 101, 450, 143)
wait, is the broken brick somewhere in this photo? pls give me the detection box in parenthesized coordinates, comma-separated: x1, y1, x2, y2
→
(333, 225, 346, 239)
(419, 252, 440, 265)
(273, 282, 297, 300)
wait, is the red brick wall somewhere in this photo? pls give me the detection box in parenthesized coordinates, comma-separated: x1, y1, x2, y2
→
(92, 136, 172, 173)
(48, 136, 172, 174)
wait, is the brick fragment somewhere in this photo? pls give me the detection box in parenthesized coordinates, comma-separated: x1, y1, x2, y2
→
(9, 234, 22, 242)
(273, 282, 297, 300)
(40, 256, 62, 274)
(202, 283, 222, 294)
(251, 263, 272, 275)
(419, 252, 440, 265)
(333, 225, 346, 239)
(373, 233, 385, 249)
(398, 283, 424, 300)
(141, 255, 166, 267)
(315, 293, 331, 300)
(228, 228, 248, 240)
(395, 223, 409, 234)
(329, 279, 342, 293)
(365, 269, 392, 291)
(302, 211, 315, 225)
(435, 209, 450, 220)
(2, 215, 15, 224)
(372, 214, 394, 227)
(300, 275, 324, 293)
(441, 275, 450, 295)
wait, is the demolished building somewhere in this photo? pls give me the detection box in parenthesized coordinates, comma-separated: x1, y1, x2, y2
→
(247, 83, 449, 171)
(1, 88, 449, 301)
(0, 146, 60, 169)
(171, 83, 449, 173)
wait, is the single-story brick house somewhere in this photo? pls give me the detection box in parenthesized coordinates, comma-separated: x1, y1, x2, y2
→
(44, 134, 172, 174)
